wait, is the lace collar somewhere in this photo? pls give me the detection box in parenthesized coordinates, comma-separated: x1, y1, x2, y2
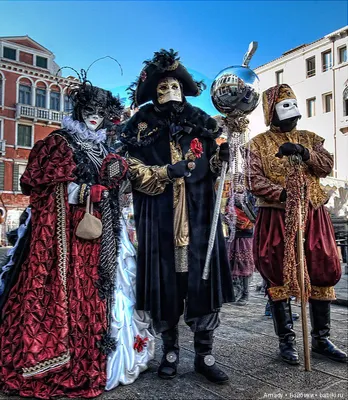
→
(62, 116, 107, 144)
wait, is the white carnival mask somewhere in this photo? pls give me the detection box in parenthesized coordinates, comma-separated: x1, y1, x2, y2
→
(275, 98, 301, 121)
(82, 106, 105, 131)
(156, 77, 182, 104)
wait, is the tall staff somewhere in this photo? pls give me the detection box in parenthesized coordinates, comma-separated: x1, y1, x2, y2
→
(289, 155, 311, 371)
(203, 42, 260, 280)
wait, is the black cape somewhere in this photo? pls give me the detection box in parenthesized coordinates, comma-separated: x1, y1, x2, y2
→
(121, 103, 234, 326)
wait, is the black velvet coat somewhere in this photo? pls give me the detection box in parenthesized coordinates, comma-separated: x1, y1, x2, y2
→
(121, 102, 234, 325)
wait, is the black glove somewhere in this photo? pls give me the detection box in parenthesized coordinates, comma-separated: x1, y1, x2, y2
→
(167, 160, 191, 179)
(219, 142, 229, 162)
(275, 142, 310, 161)
(279, 189, 287, 203)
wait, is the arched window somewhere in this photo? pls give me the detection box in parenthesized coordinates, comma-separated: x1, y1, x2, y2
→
(50, 84, 61, 111)
(35, 81, 47, 108)
(343, 86, 348, 117)
(18, 77, 33, 105)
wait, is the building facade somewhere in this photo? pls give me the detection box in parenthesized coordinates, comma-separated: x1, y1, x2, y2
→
(0, 36, 77, 244)
(248, 26, 348, 181)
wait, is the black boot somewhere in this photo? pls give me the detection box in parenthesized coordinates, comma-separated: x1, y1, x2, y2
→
(270, 299, 299, 365)
(235, 277, 249, 306)
(158, 326, 179, 379)
(194, 330, 229, 384)
(309, 299, 347, 363)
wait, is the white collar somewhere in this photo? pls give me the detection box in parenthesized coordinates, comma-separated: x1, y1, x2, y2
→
(62, 115, 107, 144)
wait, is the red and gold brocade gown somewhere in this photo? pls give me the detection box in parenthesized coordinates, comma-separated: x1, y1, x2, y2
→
(0, 134, 107, 398)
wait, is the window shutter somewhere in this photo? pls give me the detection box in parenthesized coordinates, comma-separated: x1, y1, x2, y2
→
(13, 163, 19, 192)
(0, 162, 4, 191)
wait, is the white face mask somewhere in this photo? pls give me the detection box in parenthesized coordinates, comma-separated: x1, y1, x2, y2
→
(82, 109, 105, 131)
(156, 77, 182, 104)
(275, 98, 301, 121)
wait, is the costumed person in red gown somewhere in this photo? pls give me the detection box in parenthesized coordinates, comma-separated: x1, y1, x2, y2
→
(121, 49, 234, 384)
(225, 176, 256, 306)
(0, 76, 153, 399)
(245, 83, 347, 365)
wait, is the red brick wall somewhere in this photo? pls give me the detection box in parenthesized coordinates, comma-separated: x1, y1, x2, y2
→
(19, 51, 33, 65)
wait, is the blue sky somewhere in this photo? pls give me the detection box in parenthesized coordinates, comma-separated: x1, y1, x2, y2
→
(1, 0, 347, 114)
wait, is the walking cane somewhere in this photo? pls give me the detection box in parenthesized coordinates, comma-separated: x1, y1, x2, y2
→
(289, 154, 311, 372)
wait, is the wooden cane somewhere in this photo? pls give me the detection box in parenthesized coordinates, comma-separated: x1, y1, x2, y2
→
(291, 155, 311, 371)
(297, 192, 311, 371)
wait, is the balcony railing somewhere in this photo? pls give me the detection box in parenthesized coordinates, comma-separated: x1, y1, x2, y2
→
(16, 104, 68, 124)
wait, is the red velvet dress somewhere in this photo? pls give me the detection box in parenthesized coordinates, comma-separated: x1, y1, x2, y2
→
(0, 134, 107, 398)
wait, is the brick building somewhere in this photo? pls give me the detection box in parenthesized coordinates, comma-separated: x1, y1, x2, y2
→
(0, 36, 78, 244)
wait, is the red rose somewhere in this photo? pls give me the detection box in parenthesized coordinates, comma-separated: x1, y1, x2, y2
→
(190, 138, 203, 159)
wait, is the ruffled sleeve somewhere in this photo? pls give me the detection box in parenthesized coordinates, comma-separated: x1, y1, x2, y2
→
(20, 134, 76, 196)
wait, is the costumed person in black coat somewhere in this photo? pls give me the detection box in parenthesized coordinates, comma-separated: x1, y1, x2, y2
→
(121, 49, 234, 384)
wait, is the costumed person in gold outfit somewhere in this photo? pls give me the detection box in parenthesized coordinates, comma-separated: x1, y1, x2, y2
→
(120, 49, 234, 384)
(245, 83, 347, 365)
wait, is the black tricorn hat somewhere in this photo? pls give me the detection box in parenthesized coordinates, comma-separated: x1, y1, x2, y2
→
(128, 49, 206, 108)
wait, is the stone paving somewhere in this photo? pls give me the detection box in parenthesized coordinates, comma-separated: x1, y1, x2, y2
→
(1, 274, 347, 400)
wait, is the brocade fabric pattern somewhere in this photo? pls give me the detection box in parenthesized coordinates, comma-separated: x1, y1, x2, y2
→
(0, 134, 107, 398)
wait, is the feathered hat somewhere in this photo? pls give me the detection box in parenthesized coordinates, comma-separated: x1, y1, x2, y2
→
(128, 49, 205, 108)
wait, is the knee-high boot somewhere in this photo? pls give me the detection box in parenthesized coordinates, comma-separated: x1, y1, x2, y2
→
(270, 299, 299, 365)
(309, 299, 347, 363)
(194, 330, 229, 384)
(158, 325, 180, 379)
(236, 277, 249, 306)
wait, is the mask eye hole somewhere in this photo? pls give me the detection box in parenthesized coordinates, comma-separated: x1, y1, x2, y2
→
(283, 103, 290, 108)
(159, 85, 168, 92)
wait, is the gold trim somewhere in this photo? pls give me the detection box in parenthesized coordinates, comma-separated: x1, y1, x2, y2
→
(310, 286, 336, 301)
(22, 352, 70, 378)
(22, 183, 70, 377)
(268, 286, 289, 301)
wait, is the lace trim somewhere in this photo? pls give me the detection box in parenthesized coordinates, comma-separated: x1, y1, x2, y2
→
(22, 183, 70, 377)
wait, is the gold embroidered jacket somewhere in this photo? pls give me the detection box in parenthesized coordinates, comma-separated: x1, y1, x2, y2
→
(245, 129, 332, 209)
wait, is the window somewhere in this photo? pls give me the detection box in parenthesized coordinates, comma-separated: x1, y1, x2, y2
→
(36, 56, 48, 69)
(50, 91, 60, 111)
(3, 47, 16, 60)
(17, 124, 32, 147)
(322, 50, 332, 72)
(323, 93, 333, 113)
(12, 163, 27, 192)
(64, 94, 73, 112)
(344, 87, 348, 117)
(36, 88, 46, 108)
(339, 46, 347, 64)
(0, 77, 2, 106)
(275, 70, 283, 85)
(19, 84, 32, 105)
(306, 57, 316, 77)
(0, 162, 4, 191)
(307, 97, 316, 117)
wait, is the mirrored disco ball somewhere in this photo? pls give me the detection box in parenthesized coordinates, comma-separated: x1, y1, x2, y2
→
(211, 66, 260, 115)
